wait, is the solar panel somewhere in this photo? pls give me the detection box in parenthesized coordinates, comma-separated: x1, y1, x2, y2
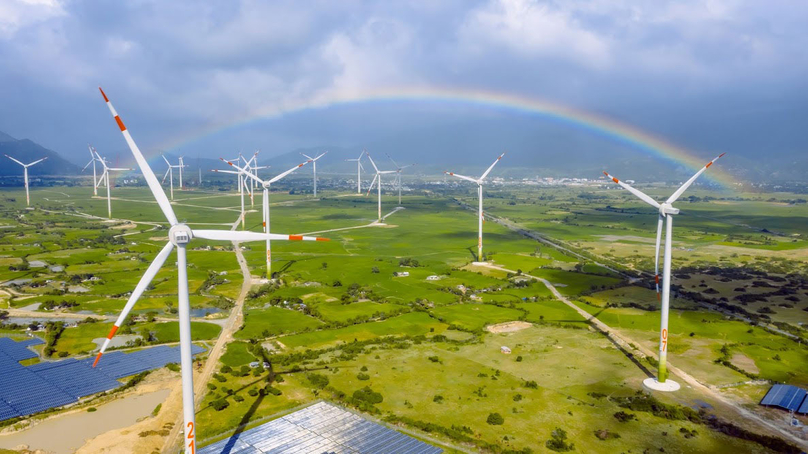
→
(761, 384, 808, 412)
(798, 395, 808, 414)
(198, 401, 442, 454)
(0, 342, 207, 421)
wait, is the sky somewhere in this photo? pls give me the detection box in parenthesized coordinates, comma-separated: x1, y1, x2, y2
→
(0, 0, 806, 172)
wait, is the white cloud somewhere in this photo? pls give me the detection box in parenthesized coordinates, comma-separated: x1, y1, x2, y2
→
(0, 0, 65, 38)
(459, 0, 611, 69)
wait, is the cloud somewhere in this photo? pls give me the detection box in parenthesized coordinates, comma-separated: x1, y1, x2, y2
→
(0, 0, 65, 38)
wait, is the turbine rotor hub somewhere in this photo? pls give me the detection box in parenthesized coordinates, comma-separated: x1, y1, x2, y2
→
(169, 224, 193, 245)
(659, 203, 679, 216)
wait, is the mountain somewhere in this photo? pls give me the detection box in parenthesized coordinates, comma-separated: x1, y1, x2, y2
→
(0, 130, 81, 176)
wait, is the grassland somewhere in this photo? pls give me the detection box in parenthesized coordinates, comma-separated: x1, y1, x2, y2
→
(1, 183, 806, 453)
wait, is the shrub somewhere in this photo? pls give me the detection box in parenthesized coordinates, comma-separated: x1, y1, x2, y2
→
(307, 373, 329, 389)
(513, 394, 523, 402)
(613, 411, 636, 422)
(211, 399, 229, 411)
(516, 355, 523, 362)
(166, 363, 180, 372)
(357, 373, 370, 381)
(264, 385, 282, 396)
(220, 365, 232, 374)
(486, 413, 504, 425)
(428, 356, 441, 363)
(594, 429, 620, 440)
(433, 395, 444, 403)
(87, 407, 97, 412)
(523, 380, 538, 389)
(353, 386, 383, 404)
(248, 388, 258, 397)
(545, 427, 574, 452)
(233, 395, 244, 403)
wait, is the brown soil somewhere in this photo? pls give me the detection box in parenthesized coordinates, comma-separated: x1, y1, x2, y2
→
(486, 321, 532, 333)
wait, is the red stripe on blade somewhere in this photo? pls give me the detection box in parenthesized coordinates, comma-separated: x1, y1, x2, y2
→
(612, 177, 619, 183)
(114, 116, 126, 131)
(316, 237, 329, 242)
(92, 352, 103, 368)
(289, 235, 303, 241)
(107, 325, 119, 339)
(99, 87, 109, 102)
(706, 162, 712, 168)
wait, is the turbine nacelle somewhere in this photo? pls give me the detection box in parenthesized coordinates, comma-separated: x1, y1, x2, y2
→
(659, 203, 679, 216)
(169, 224, 193, 245)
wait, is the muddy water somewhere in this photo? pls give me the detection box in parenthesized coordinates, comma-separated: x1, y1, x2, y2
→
(0, 389, 169, 453)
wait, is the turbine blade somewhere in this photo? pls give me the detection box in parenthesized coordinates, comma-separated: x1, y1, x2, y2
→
(366, 153, 379, 172)
(220, 158, 268, 186)
(366, 174, 379, 195)
(162, 155, 171, 166)
(28, 157, 48, 166)
(479, 152, 505, 181)
(666, 153, 726, 205)
(314, 151, 328, 160)
(444, 171, 478, 184)
(211, 169, 240, 175)
(82, 160, 93, 172)
(300, 152, 313, 160)
(603, 172, 660, 208)
(93, 242, 174, 367)
(162, 168, 171, 184)
(192, 229, 329, 242)
(268, 159, 310, 184)
(386, 153, 400, 169)
(99, 88, 178, 225)
(4, 155, 24, 166)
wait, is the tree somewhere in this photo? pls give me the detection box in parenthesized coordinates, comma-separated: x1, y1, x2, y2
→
(211, 399, 229, 411)
(546, 427, 574, 452)
(487, 413, 504, 425)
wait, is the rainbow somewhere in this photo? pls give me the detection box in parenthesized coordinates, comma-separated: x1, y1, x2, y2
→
(159, 86, 735, 187)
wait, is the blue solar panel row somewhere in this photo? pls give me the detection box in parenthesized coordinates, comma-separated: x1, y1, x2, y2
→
(0, 339, 206, 422)
(0, 337, 42, 361)
(760, 384, 808, 413)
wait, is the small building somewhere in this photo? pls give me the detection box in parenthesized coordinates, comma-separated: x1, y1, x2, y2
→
(760, 384, 808, 414)
(249, 361, 261, 369)
(501, 346, 511, 354)
(426, 275, 441, 281)
(393, 271, 410, 277)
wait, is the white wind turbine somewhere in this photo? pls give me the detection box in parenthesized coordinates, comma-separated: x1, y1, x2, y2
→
(242, 151, 269, 207)
(94, 87, 329, 454)
(444, 152, 505, 263)
(386, 153, 415, 206)
(213, 157, 253, 229)
(161, 155, 187, 200)
(365, 152, 397, 223)
(345, 150, 365, 194)
(82, 145, 101, 196)
(94, 150, 132, 219)
(603, 152, 725, 392)
(217, 157, 316, 277)
(300, 151, 328, 197)
(4, 155, 47, 207)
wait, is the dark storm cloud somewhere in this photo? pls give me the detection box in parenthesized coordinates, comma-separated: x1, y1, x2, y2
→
(0, 0, 806, 165)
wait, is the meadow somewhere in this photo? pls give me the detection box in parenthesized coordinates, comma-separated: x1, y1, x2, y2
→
(0, 181, 806, 452)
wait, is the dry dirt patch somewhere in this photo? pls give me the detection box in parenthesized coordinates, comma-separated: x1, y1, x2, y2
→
(730, 352, 760, 375)
(486, 321, 532, 333)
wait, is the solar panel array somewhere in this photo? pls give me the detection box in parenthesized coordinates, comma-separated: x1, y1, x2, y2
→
(199, 401, 443, 454)
(0, 339, 206, 421)
(760, 384, 808, 413)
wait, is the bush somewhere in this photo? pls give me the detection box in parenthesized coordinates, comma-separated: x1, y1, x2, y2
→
(248, 388, 258, 397)
(166, 363, 180, 372)
(523, 380, 538, 389)
(207, 383, 217, 390)
(307, 373, 329, 389)
(433, 395, 444, 403)
(613, 411, 636, 423)
(87, 407, 97, 412)
(594, 429, 620, 440)
(264, 385, 282, 396)
(353, 386, 383, 404)
(357, 373, 370, 381)
(513, 394, 523, 402)
(233, 394, 244, 402)
(516, 355, 523, 362)
(220, 365, 232, 374)
(211, 399, 229, 411)
(428, 356, 441, 363)
(486, 413, 504, 425)
(546, 427, 574, 452)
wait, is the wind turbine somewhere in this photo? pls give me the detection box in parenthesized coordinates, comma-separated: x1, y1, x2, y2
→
(444, 152, 505, 263)
(386, 153, 415, 206)
(242, 151, 269, 207)
(345, 150, 365, 194)
(94, 150, 131, 218)
(217, 157, 314, 277)
(213, 157, 253, 229)
(82, 145, 100, 196)
(94, 87, 329, 454)
(162, 155, 186, 200)
(365, 152, 396, 223)
(300, 151, 328, 197)
(603, 152, 725, 392)
(4, 155, 47, 207)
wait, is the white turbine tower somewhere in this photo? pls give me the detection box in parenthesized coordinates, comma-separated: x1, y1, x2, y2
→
(603, 152, 725, 392)
(94, 87, 330, 454)
(94, 150, 131, 219)
(345, 150, 365, 194)
(162, 155, 186, 200)
(386, 153, 415, 206)
(82, 145, 100, 196)
(444, 152, 505, 263)
(217, 157, 315, 277)
(300, 151, 328, 197)
(242, 151, 269, 207)
(4, 155, 47, 207)
(365, 152, 396, 223)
